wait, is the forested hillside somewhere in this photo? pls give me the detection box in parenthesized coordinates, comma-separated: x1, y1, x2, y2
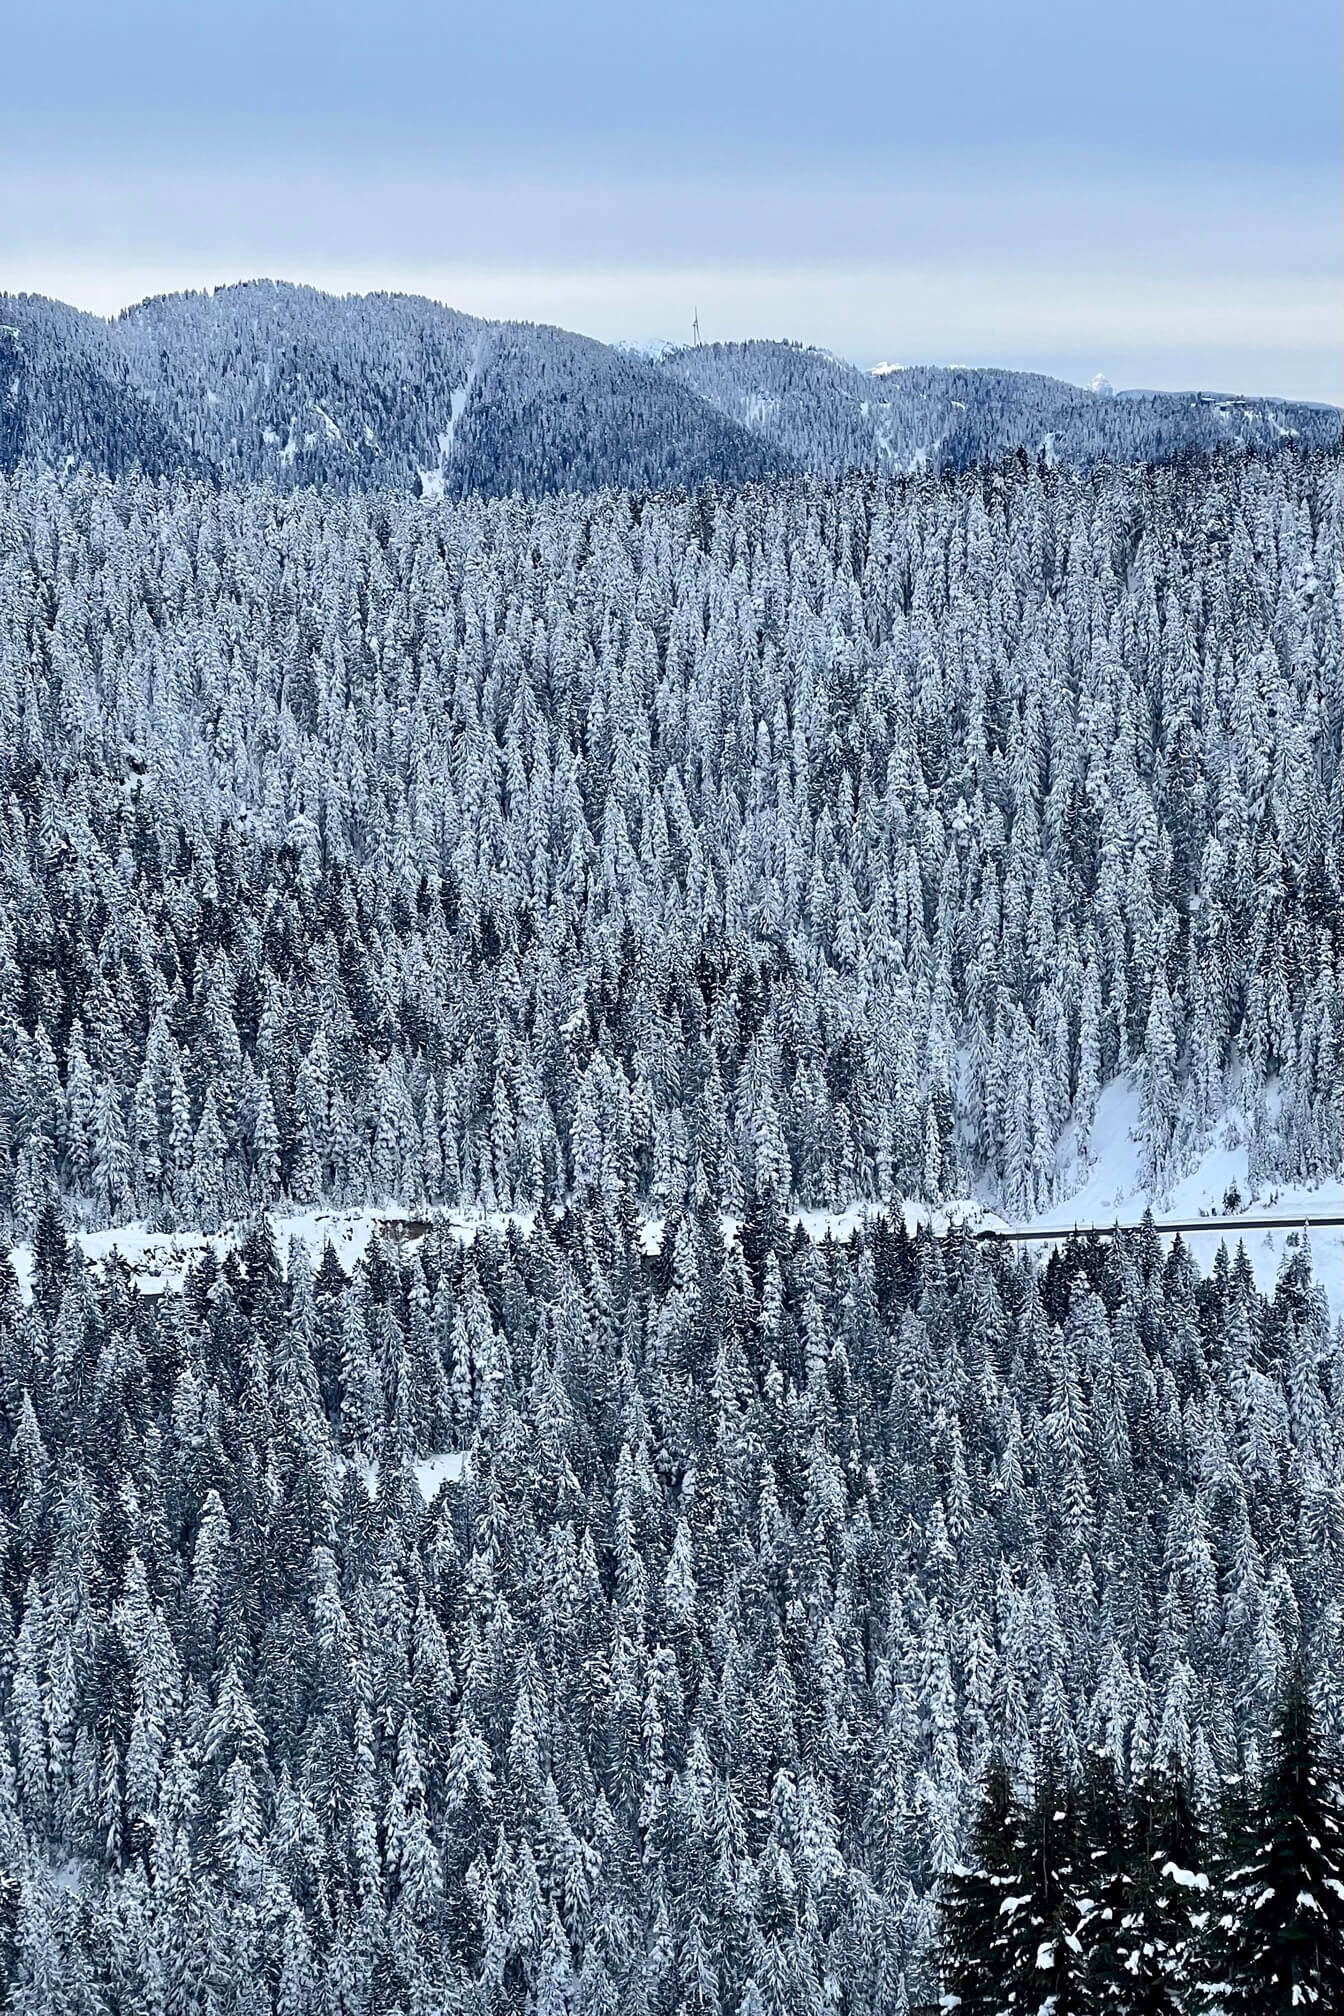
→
(2, 1194, 1341, 2010)
(1, 286, 789, 500)
(0, 449, 1337, 1248)
(0, 430, 1341, 2011)
(662, 340, 1343, 478)
(3, 282, 1338, 499)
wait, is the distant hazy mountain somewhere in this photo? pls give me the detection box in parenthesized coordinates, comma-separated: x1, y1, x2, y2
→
(2, 281, 1337, 496)
(1, 283, 789, 498)
(661, 338, 1341, 475)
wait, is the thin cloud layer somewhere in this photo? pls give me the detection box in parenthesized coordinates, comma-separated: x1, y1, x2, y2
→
(2, 0, 1339, 399)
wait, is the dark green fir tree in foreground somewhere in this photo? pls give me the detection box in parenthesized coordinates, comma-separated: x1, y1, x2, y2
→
(940, 1758, 1020, 2016)
(942, 1753, 1092, 2015)
(1081, 1750, 1138, 2012)
(1119, 1764, 1210, 2016)
(939, 1680, 1344, 2016)
(1205, 1671, 1344, 2014)
(1004, 1758, 1092, 2016)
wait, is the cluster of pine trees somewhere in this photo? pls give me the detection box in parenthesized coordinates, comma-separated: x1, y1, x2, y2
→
(942, 1677, 1344, 2013)
(1, 1187, 1340, 2011)
(0, 447, 1338, 1245)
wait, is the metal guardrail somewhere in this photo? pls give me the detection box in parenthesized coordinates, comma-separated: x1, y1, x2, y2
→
(975, 1213, 1340, 1245)
(368, 1208, 1339, 1253)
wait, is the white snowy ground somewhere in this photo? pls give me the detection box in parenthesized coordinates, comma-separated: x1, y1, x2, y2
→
(4, 1203, 538, 1304)
(1012, 1077, 1344, 1322)
(6, 1076, 1340, 1322)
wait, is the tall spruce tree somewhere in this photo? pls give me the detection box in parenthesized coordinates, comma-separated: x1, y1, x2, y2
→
(1206, 1672, 1344, 2014)
(1121, 1760, 1210, 2016)
(1079, 1750, 1133, 2011)
(940, 1756, 1021, 2015)
(1002, 1755, 1092, 2016)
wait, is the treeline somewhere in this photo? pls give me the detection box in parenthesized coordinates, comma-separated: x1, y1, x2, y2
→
(0, 1195, 1340, 2011)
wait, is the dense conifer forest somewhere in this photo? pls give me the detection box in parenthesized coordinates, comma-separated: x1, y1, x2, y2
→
(2, 1199, 1342, 2010)
(0, 448, 1339, 1242)
(0, 426, 1340, 2010)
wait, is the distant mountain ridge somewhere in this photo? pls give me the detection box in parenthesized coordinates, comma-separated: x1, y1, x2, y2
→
(1, 284, 789, 497)
(661, 339, 1339, 477)
(2, 280, 1338, 496)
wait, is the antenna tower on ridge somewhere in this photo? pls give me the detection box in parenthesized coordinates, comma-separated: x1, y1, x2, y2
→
(692, 307, 701, 347)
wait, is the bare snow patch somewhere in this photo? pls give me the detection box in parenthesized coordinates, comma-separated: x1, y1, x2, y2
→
(1162, 1863, 1210, 1891)
(415, 1451, 468, 1498)
(416, 375, 475, 502)
(5, 1203, 538, 1303)
(349, 1450, 468, 1503)
(1025, 1074, 1343, 1317)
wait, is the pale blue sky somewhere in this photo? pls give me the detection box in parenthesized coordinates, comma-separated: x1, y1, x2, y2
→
(4, 0, 1340, 399)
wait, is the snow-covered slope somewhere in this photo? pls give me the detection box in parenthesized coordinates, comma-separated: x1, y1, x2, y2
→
(15, 1078, 1337, 1321)
(1020, 1077, 1344, 1318)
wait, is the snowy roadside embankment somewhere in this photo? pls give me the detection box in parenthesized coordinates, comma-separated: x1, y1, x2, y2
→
(7, 1082, 1339, 1321)
(8, 1177, 1337, 1323)
(1025, 1077, 1344, 1319)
